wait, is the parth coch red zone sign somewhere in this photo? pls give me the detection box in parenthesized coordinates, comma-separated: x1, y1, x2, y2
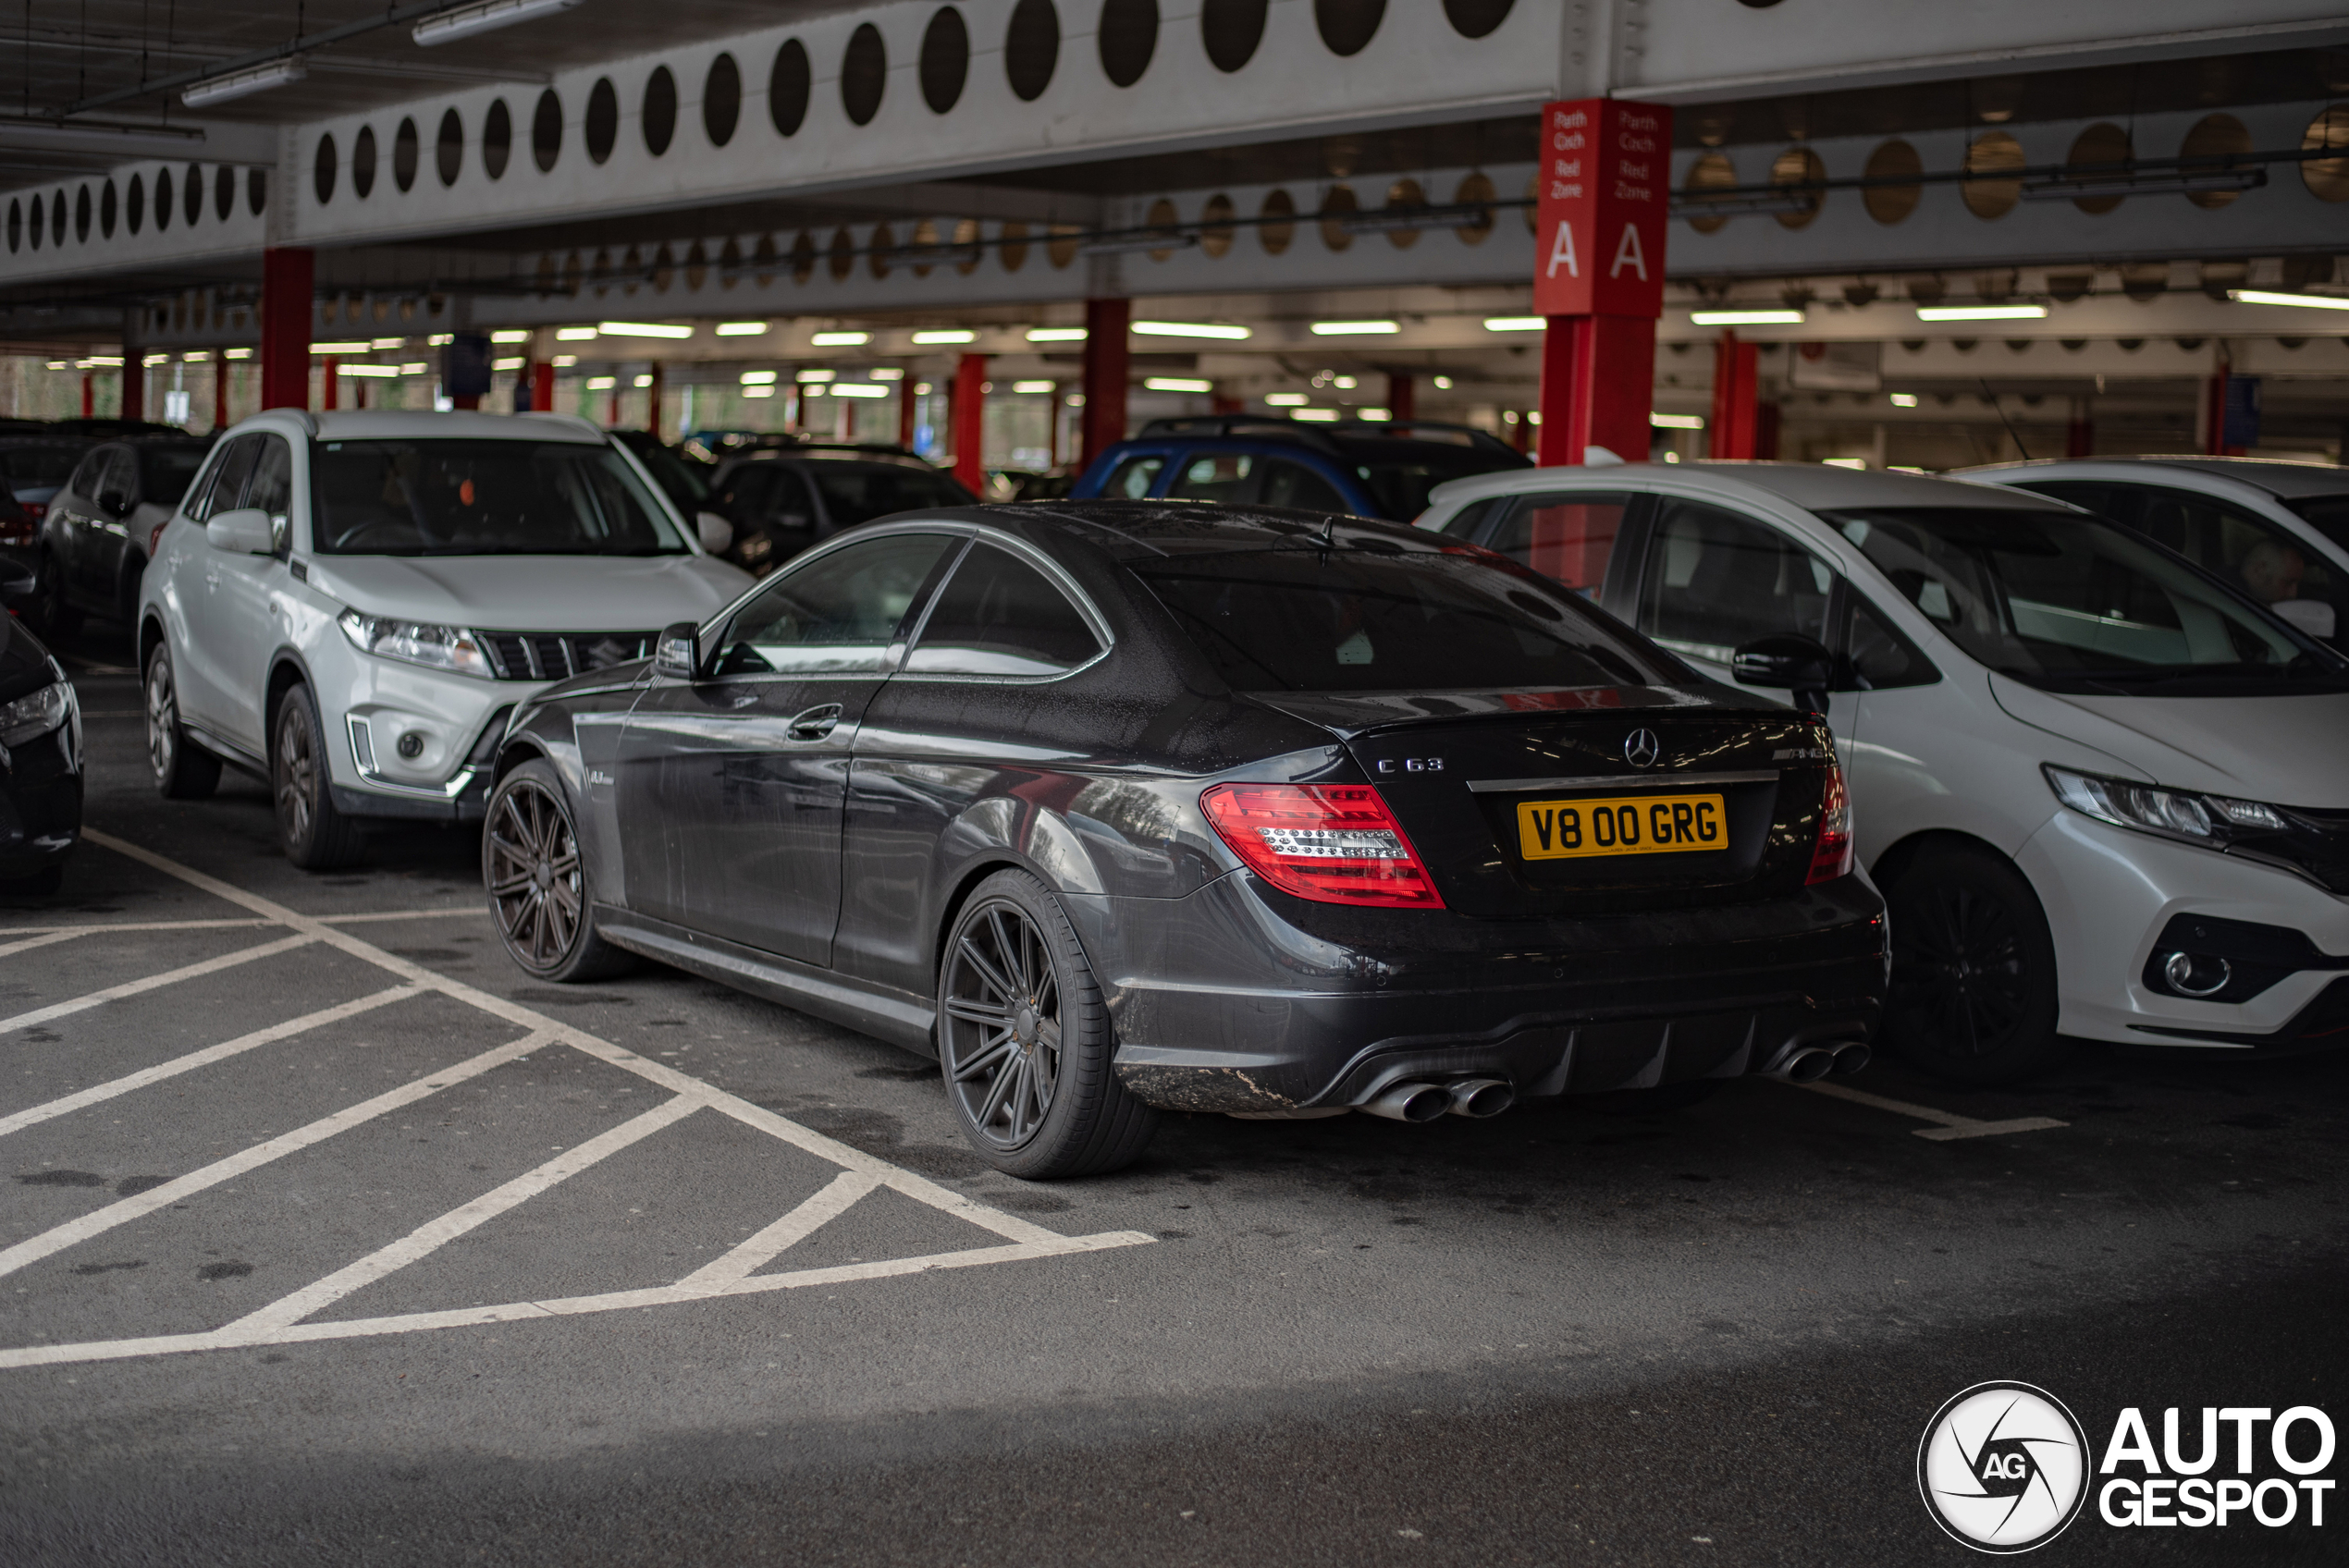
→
(1531, 98, 1673, 320)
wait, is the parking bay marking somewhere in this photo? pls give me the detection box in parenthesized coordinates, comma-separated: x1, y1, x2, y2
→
(0, 908, 488, 949)
(0, 932, 316, 1037)
(1797, 1079, 2067, 1141)
(0, 831, 1154, 1369)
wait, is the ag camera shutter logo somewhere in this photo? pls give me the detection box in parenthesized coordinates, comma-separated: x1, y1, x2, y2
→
(1917, 1382, 2090, 1553)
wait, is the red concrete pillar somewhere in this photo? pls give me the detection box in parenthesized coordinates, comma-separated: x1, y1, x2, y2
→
(121, 354, 146, 423)
(1709, 331, 1759, 459)
(351, 374, 367, 410)
(607, 383, 621, 427)
(1531, 98, 1671, 466)
(2066, 397, 2094, 459)
(321, 357, 339, 411)
(1386, 372, 1415, 423)
(214, 349, 230, 430)
(645, 362, 664, 435)
(1509, 411, 1531, 453)
(1753, 399, 1780, 461)
(952, 353, 990, 496)
(80, 374, 93, 418)
(532, 362, 556, 413)
(897, 374, 917, 450)
(259, 247, 314, 411)
(1078, 297, 1129, 470)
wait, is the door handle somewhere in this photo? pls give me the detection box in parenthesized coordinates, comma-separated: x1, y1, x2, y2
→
(784, 704, 842, 742)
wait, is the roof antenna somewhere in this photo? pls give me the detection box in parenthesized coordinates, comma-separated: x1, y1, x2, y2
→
(1981, 378, 2030, 460)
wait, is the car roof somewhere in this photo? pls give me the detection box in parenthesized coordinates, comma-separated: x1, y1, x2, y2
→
(1428, 459, 2072, 513)
(990, 498, 1435, 561)
(1957, 456, 2349, 500)
(300, 410, 609, 445)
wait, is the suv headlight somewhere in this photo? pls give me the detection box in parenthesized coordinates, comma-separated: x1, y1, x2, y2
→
(338, 609, 494, 679)
(2044, 764, 2289, 847)
(0, 679, 73, 746)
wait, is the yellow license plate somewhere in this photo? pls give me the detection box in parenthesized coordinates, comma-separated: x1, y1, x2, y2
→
(1515, 793, 1727, 860)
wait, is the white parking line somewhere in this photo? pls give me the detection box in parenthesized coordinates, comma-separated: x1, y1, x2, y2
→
(676, 1169, 883, 1290)
(0, 984, 424, 1139)
(0, 909, 486, 944)
(0, 933, 315, 1037)
(0, 931, 89, 962)
(1800, 1080, 2068, 1141)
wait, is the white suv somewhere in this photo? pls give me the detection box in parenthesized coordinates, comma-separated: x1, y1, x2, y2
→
(138, 410, 753, 867)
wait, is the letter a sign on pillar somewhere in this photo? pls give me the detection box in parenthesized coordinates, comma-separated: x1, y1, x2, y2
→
(1532, 99, 1671, 467)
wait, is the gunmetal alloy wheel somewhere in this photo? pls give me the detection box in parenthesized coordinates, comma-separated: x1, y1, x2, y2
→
(942, 899, 1064, 1151)
(487, 774, 586, 972)
(1886, 844, 2063, 1084)
(275, 703, 320, 844)
(144, 643, 218, 801)
(271, 685, 363, 868)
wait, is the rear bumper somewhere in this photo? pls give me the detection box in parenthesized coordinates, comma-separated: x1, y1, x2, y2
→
(1081, 871, 1888, 1113)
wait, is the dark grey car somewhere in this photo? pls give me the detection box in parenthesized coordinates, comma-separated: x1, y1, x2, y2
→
(32, 435, 212, 632)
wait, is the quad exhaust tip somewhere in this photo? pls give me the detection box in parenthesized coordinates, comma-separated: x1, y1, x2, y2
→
(1364, 1082, 1454, 1123)
(1768, 1042, 1872, 1083)
(1446, 1078, 1515, 1119)
(1830, 1042, 1871, 1077)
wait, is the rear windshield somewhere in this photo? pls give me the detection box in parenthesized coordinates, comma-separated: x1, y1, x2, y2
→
(1134, 545, 1680, 693)
(805, 462, 977, 527)
(1348, 450, 1526, 521)
(138, 447, 208, 505)
(2285, 494, 2349, 553)
(309, 439, 687, 556)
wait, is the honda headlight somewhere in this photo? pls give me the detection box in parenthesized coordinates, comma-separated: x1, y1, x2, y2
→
(338, 609, 494, 679)
(0, 679, 73, 746)
(2044, 765, 2289, 847)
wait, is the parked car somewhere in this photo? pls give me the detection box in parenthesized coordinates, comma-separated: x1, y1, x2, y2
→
(138, 410, 753, 868)
(607, 428, 723, 523)
(31, 435, 213, 633)
(1957, 457, 2349, 647)
(1, 434, 98, 522)
(486, 499, 1888, 1177)
(1071, 416, 1531, 521)
(1417, 461, 2349, 1083)
(0, 607, 81, 895)
(707, 444, 978, 575)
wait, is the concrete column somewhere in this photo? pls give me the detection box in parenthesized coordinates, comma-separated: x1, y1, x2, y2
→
(1078, 297, 1129, 471)
(1386, 372, 1415, 423)
(1539, 315, 1654, 466)
(645, 362, 664, 435)
(259, 248, 314, 410)
(952, 354, 990, 496)
(896, 371, 917, 450)
(1708, 331, 1758, 459)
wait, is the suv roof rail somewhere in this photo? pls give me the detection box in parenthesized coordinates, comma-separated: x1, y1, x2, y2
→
(1134, 414, 1342, 453)
(1328, 418, 1521, 456)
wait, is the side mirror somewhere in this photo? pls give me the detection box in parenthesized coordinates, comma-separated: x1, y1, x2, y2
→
(1732, 633, 1838, 716)
(652, 620, 701, 680)
(98, 488, 131, 519)
(695, 510, 734, 555)
(205, 507, 275, 556)
(2271, 598, 2337, 642)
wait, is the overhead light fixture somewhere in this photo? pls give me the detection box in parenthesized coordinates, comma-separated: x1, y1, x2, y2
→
(1690, 309, 1807, 325)
(799, 369, 836, 383)
(2229, 288, 2349, 312)
(743, 385, 775, 398)
(910, 329, 978, 345)
(633, 374, 654, 387)
(489, 329, 532, 344)
(584, 375, 617, 390)
(1331, 375, 1358, 390)
(400, 361, 429, 374)
(1357, 408, 1392, 421)
(1133, 320, 1250, 340)
(182, 55, 307, 109)
(1482, 316, 1545, 333)
(1011, 380, 1056, 394)
(45, 361, 68, 371)
(413, 0, 583, 48)
(428, 334, 455, 346)
(809, 331, 869, 348)
(715, 321, 769, 336)
(598, 321, 693, 338)
(1914, 304, 2047, 321)
(491, 357, 526, 371)
(555, 326, 598, 341)
(802, 384, 828, 397)
(141, 353, 170, 367)
(223, 347, 253, 360)
(1264, 392, 1309, 407)
(181, 350, 211, 362)
(1311, 320, 1401, 337)
(310, 340, 371, 354)
(740, 370, 779, 385)
(340, 364, 404, 378)
(550, 354, 576, 368)
(1889, 392, 1920, 408)
(1144, 376, 1214, 393)
(869, 366, 905, 381)
(1432, 374, 1454, 390)
(1823, 457, 1869, 470)
(1650, 411, 1705, 429)
(832, 384, 888, 398)
(369, 337, 406, 349)
(1293, 409, 1340, 423)
(1027, 326, 1088, 342)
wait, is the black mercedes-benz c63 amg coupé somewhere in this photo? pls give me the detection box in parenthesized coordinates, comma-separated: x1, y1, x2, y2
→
(484, 502, 1888, 1176)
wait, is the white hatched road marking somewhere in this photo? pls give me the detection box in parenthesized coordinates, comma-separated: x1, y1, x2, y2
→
(0, 907, 486, 945)
(0, 933, 315, 1037)
(1798, 1079, 2068, 1140)
(0, 931, 89, 962)
(0, 830, 1153, 1369)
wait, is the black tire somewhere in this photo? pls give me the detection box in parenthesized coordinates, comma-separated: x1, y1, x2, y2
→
(937, 869, 1157, 1179)
(484, 759, 634, 982)
(144, 641, 221, 801)
(271, 683, 366, 870)
(1881, 842, 2067, 1084)
(33, 551, 80, 639)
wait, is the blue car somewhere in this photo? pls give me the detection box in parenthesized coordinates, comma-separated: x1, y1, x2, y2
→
(1070, 416, 1529, 521)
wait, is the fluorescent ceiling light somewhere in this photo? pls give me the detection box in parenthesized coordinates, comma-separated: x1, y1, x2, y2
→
(1133, 320, 1251, 340)
(181, 350, 210, 362)
(1292, 409, 1340, 423)
(1914, 304, 2047, 321)
(1311, 320, 1400, 337)
(550, 354, 576, 368)
(1332, 375, 1358, 390)
(1027, 326, 1087, 342)
(141, 353, 170, 367)
(743, 385, 775, 398)
(802, 385, 828, 397)
(910, 329, 978, 345)
(223, 348, 253, 360)
(399, 362, 428, 374)
(369, 337, 406, 349)
(489, 330, 532, 344)
(310, 340, 371, 354)
(1823, 458, 1869, 469)
(1690, 309, 1806, 325)
(1011, 380, 1056, 394)
(341, 364, 403, 378)
(1144, 376, 1214, 393)
(832, 384, 888, 398)
(809, 331, 868, 347)
(1358, 408, 1392, 421)
(715, 321, 769, 336)
(413, 0, 582, 48)
(182, 56, 307, 109)
(1650, 412, 1705, 429)
(555, 326, 598, 341)
(428, 334, 454, 346)
(492, 357, 526, 371)
(45, 361, 68, 370)
(740, 370, 779, 385)
(869, 366, 905, 381)
(584, 376, 616, 389)
(1889, 392, 1920, 408)
(633, 374, 654, 387)
(1431, 374, 1453, 390)
(799, 369, 836, 383)
(1482, 316, 1545, 333)
(599, 321, 693, 339)
(1264, 393, 1309, 407)
(2229, 288, 2349, 312)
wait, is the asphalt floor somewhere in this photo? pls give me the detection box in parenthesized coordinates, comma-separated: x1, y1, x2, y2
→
(3, 622, 2343, 1566)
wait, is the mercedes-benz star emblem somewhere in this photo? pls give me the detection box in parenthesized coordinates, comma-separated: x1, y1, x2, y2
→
(1623, 729, 1661, 768)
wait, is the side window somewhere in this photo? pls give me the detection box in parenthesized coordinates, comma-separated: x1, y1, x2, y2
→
(710, 532, 960, 677)
(1258, 459, 1349, 514)
(1638, 501, 1832, 664)
(194, 436, 261, 524)
(245, 437, 294, 554)
(2107, 484, 2342, 626)
(100, 447, 140, 506)
(1430, 496, 1496, 538)
(767, 467, 816, 528)
(1480, 491, 1632, 595)
(1167, 451, 1253, 503)
(1844, 594, 1938, 689)
(904, 543, 1105, 678)
(66, 448, 110, 499)
(1101, 454, 1164, 500)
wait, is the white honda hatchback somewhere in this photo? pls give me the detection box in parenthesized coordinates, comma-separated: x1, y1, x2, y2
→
(138, 410, 752, 867)
(1417, 462, 2349, 1084)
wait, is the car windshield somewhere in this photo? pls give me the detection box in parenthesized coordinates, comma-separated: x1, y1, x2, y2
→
(625, 438, 712, 508)
(1, 443, 86, 490)
(137, 447, 208, 504)
(1133, 544, 1680, 693)
(2285, 494, 2349, 553)
(1825, 507, 2349, 695)
(803, 462, 977, 527)
(1348, 451, 1526, 521)
(309, 439, 688, 556)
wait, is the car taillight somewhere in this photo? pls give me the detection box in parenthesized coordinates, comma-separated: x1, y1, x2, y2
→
(1806, 763, 1853, 886)
(0, 517, 31, 547)
(1201, 782, 1445, 909)
(149, 518, 171, 557)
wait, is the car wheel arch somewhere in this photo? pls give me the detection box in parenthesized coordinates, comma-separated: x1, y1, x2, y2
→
(1869, 827, 2021, 893)
(263, 651, 320, 755)
(929, 851, 1064, 990)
